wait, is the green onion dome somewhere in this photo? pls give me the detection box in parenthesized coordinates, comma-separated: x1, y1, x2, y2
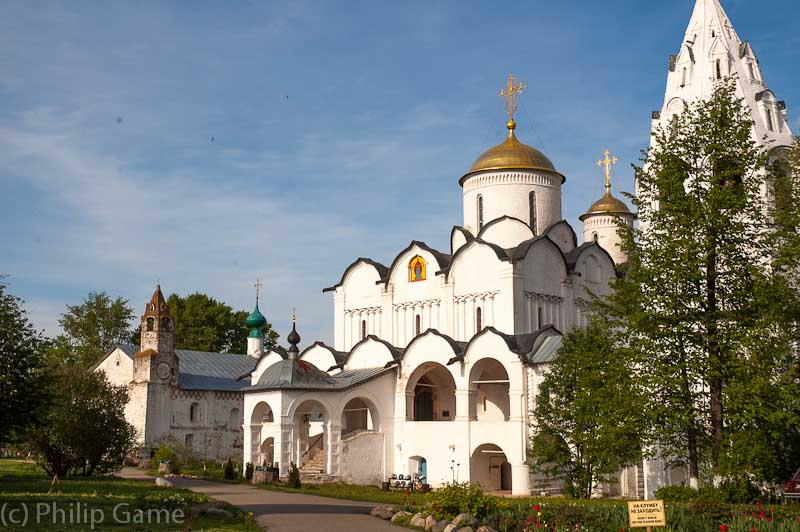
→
(246, 303, 267, 338)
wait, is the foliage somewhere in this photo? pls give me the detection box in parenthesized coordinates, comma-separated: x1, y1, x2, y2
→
(596, 80, 800, 486)
(0, 279, 48, 446)
(427, 482, 490, 520)
(244, 462, 254, 481)
(287, 461, 301, 488)
(24, 367, 136, 477)
(153, 445, 181, 474)
(224, 457, 235, 480)
(129, 292, 279, 353)
(530, 321, 646, 498)
(47, 291, 135, 367)
(697, 479, 763, 504)
(655, 485, 698, 503)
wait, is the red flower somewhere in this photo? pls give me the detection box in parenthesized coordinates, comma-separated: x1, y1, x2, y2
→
(533, 504, 541, 512)
(720, 526, 729, 531)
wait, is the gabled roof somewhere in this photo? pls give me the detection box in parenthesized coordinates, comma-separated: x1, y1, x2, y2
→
(458, 326, 563, 366)
(441, 238, 510, 277)
(323, 258, 389, 293)
(450, 226, 475, 255)
(242, 364, 395, 393)
(477, 215, 532, 238)
(402, 328, 466, 362)
(300, 341, 349, 366)
(347, 334, 404, 362)
(382, 241, 451, 284)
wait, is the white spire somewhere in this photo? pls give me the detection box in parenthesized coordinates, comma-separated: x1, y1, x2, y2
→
(652, 0, 793, 151)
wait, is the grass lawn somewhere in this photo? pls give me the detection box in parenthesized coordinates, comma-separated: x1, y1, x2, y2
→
(0, 459, 261, 531)
(254, 481, 433, 506)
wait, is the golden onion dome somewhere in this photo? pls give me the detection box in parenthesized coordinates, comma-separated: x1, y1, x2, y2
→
(460, 119, 564, 186)
(579, 191, 632, 221)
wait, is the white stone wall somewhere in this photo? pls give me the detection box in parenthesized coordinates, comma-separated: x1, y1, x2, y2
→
(339, 431, 385, 484)
(582, 213, 634, 266)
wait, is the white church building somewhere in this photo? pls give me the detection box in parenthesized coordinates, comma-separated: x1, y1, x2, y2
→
(94, 0, 791, 499)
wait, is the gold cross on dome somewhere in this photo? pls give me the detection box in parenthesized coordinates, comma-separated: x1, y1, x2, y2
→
(254, 278, 263, 302)
(499, 73, 526, 120)
(596, 149, 618, 192)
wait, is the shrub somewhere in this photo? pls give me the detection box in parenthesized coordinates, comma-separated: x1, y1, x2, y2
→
(655, 484, 697, 502)
(690, 495, 730, 523)
(428, 482, 490, 520)
(245, 462, 254, 481)
(287, 462, 301, 489)
(153, 445, 180, 474)
(224, 457, 235, 480)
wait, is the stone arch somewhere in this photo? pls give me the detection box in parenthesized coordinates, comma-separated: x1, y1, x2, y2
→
(340, 396, 380, 436)
(248, 401, 275, 466)
(404, 362, 457, 421)
(468, 358, 510, 421)
(260, 437, 275, 467)
(289, 398, 331, 473)
(470, 443, 511, 492)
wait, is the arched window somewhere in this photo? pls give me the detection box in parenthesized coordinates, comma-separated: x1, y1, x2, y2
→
(715, 59, 722, 80)
(592, 232, 598, 242)
(361, 320, 367, 340)
(146, 317, 155, 332)
(415, 314, 421, 336)
(477, 194, 484, 230)
(185, 434, 193, 449)
(476, 307, 482, 331)
(190, 402, 200, 423)
(537, 307, 544, 328)
(766, 109, 774, 132)
(748, 63, 756, 80)
(409, 255, 426, 282)
(529, 191, 537, 234)
(681, 67, 687, 87)
(161, 317, 171, 331)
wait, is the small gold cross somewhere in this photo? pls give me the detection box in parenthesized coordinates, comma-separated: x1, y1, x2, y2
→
(499, 73, 526, 121)
(596, 149, 618, 192)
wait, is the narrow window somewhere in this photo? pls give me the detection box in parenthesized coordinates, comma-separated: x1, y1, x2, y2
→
(766, 109, 774, 132)
(146, 317, 154, 332)
(681, 67, 687, 87)
(748, 63, 756, 80)
(592, 232, 598, 242)
(529, 191, 537, 234)
(361, 320, 367, 340)
(190, 403, 199, 423)
(185, 434, 193, 449)
(415, 314, 421, 336)
(476, 307, 482, 331)
(537, 307, 544, 327)
(715, 59, 722, 80)
(477, 194, 484, 230)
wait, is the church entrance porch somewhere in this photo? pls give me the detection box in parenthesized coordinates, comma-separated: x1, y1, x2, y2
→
(250, 401, 276, 467)
(405, 362, 457, 421)
(292, 399, 329, 478)
(470, 444, 511, 492)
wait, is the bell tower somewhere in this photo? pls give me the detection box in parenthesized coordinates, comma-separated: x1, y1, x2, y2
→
(140, 284, 174, 354)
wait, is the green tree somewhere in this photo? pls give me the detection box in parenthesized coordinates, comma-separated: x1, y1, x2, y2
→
(530, 322, 646, 498)
(129, 292, 278, 353)
(598, 81, 800, 485)
(25, 366, 136, 477)
(49, 291, 134, 367)
(0, 278, 48, 445)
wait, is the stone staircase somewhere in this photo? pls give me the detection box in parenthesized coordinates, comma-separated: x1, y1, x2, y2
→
(299, 434, 333, 482)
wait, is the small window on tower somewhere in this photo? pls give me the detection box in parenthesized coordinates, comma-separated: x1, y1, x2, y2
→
(190, 402, 200, 423)
(415, 314, 421, 336)
(748, 63, 756, 80)
(409, 256, 427, 282)
(681, 67, 687, 87)
(476, 307, 482, 331)
(529, 191, 537, 234)
(477, 194, 484, 230)
(715, 59, 722, 80)
(766, 109, 775, 132)
(361, 320, 367, 340)
(592, 232, 598, 242)
(146, 317, 154, 332)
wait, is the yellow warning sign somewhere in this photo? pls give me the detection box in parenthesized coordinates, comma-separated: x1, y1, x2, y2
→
(627, 499, 666, 528)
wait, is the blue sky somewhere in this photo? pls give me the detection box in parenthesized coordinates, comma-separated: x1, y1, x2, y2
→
(1, 0, 798, 346)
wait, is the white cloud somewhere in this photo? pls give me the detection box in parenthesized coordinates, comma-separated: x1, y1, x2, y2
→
(0, 108, 366, 344)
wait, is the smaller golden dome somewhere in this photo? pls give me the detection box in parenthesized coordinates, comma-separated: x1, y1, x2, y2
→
(579, 191, 631, 221)
(460, 119, 563, 185)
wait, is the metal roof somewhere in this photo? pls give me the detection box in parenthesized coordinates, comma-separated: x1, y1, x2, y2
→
(243, 365, 394, 393)
(114, 343, 256, 391)
(528, 334, 562, 364)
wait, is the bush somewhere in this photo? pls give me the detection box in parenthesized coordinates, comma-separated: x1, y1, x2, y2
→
(427, 482, 490, 520)
(689, 495, 730, 523)
(224, 457, 235, 480)
(153, 445, 180, 474)
(287, 462, 301, 489)
(655, 484, 697, 502)
(245, 462, 254, 481)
